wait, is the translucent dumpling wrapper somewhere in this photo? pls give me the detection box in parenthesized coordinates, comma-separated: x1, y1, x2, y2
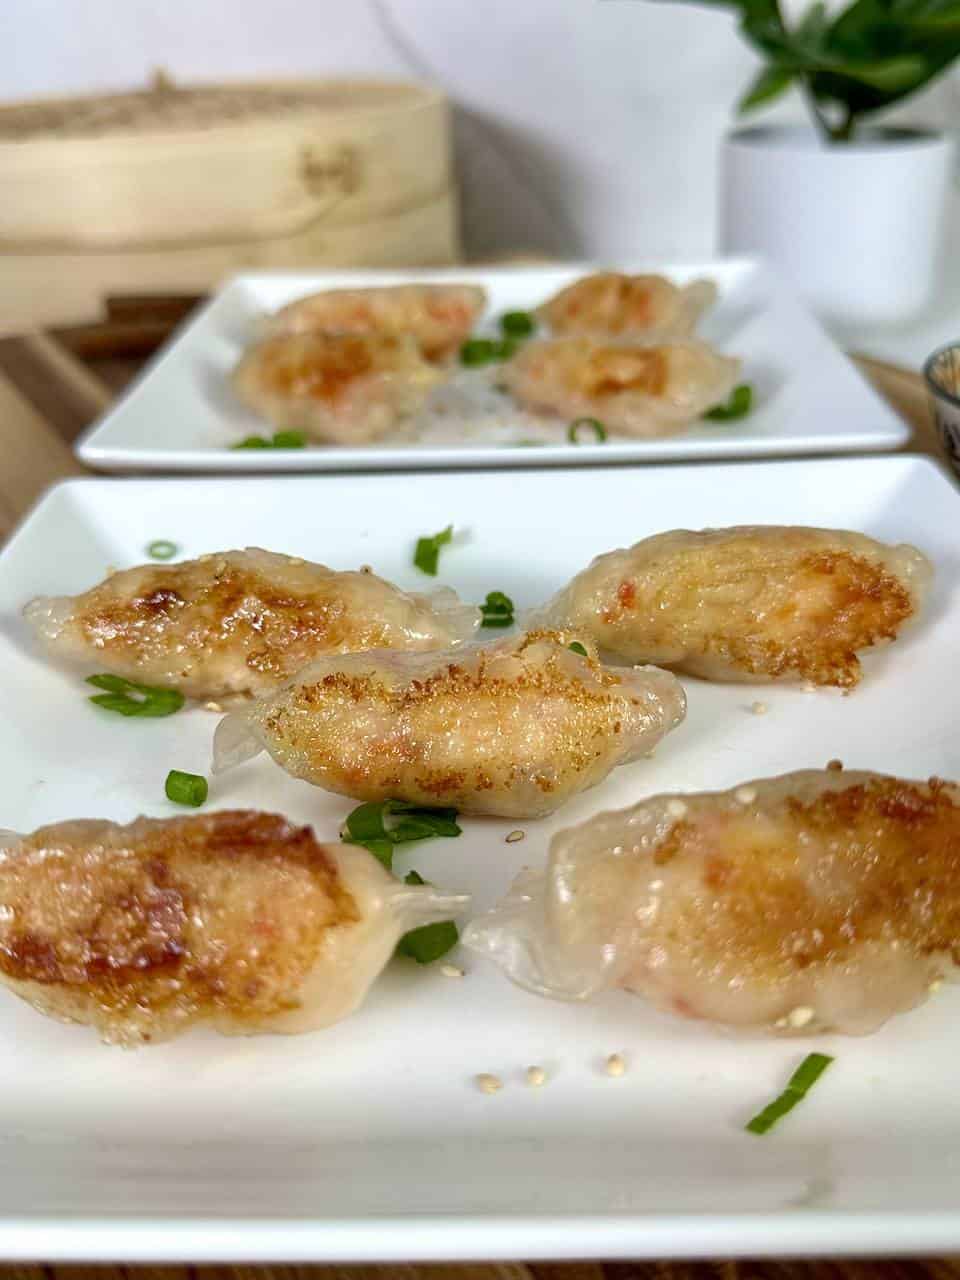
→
(0, 810, 468, 1046)
(23, 548, 480, 701)
(232, 331, 442, 443)
(213, 630, 686, 819)
(537, 272, 717, 339)
(503, 336, 740, 438)
(264, 282, 487, 363)
(464, 769, 960, 1036)
(530, 525, 932, 688)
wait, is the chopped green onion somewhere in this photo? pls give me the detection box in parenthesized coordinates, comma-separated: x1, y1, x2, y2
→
(343, 799, 461, 869)
(568, 641, 588, 656)
(500, 311, 535, 338)
(414, 524, 454, 576)
(745, 1053, 834, 1135)
(231, 431, 307, 450)
(511, 438, 545, 447)
(491, 337, 518, 360)
(146, 539, 178, 561)
(480, 590, 515, 628)
(703, 383, 753, 422)
(396, 870, 460, 964)
(567, 417, 607, 444)
(460, 338, 496, 367)
(86, 674, 184, 718)
(165, 769, 208, 807)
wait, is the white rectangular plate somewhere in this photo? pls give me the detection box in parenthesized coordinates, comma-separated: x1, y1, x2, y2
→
(76, 260, 908, 473)
(0, 455, 956, 1262)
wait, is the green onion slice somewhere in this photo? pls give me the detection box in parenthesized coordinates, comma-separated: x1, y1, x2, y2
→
(396, 870, 460, 964)
(86, 674, 184, 718)
(500, 310, 535, 338)
(568, 641, 588, 656)
(231, 431, 307, 450)
(568, 417, 607, 444)
(460, 338, 496, 367)
(414, 524, 454, 576)
(745, 1052, 834, 1135)
(165, 769, 208, 807)
(146, 540, 178, 561)
(343, 799, 462, 868)
(480, 590, 515, 628)
(703, 383, 753, 422)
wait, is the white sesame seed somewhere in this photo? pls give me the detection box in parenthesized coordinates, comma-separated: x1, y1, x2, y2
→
(930, 978, 944, 994)
(360, 564, 373, 574)
(288, 557, 304, 566)
(786, 1005, 815, 1029)
(441, 964, 464, 979)
(666, 799, 688, 819)
(476, 1072, 503, 1095)
(505, 829, 525, 844)
(105, 565, 117, 576)
(526, 1065, 547, 1087)
(802, 681, 818, 693)
(751, 701, 768, 715)
(204, 701, 223, 713)
(735, 786, 757, 806)
(643, 750, 657, 759)
(827, 759, 844, 772)
(605, 1053, 626, 1077)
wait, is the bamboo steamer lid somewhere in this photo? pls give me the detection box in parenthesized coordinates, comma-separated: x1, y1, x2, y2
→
(0, 75, 454, 247)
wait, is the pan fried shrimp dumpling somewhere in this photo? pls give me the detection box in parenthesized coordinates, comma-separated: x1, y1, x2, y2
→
(0, 810, 468, 1046)
(266, 283, 487, 363)
(213, 630, 686, 819)
(232, 332, 441, 443)
(23, 548, 480, 701)
(464, 769, 960, 1036)
(538, 272, 716, 339)
(503, 336, 740, 438)
(533, 526, 931, 688)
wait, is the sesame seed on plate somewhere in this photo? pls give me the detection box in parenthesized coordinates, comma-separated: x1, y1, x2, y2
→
(505, 829, 525, 844)
(476, 1073, 503, 1095)
(605, 1053, 626, 1077)
(441, 964, 464, 979)
(750, 701, 768, 715)
(526, 1065, 547, 1087)
(734, 786, 757, 805)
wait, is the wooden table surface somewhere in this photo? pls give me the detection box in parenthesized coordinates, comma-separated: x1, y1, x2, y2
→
(0, 300, 954, 1276)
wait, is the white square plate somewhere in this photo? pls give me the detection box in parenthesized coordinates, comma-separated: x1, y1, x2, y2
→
(0, 455, 957, 1262)
(76, 260, 908, 473)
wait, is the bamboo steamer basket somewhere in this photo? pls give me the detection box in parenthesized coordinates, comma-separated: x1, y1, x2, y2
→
(0, 77, 459, 331)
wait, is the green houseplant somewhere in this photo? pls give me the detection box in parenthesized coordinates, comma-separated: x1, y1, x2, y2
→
(701, 0, 958, 322)
(706, 0, 960, 141)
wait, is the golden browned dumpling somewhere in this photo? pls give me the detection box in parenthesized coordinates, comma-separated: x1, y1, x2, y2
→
(23, 548, 480, 701)
(538, 272, 716, 338)
(0, 810, 467, 1046)
(232, 332, 440, 443)
(503, 336, 740, 438)
(266, 283, 487, 362)
(532, 526, 932, 688)
(465, 769, 960, 1036)
(213, 631, 686, 819)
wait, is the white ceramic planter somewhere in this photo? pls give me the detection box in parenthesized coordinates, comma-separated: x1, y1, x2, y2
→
(718, 125, 953, 325)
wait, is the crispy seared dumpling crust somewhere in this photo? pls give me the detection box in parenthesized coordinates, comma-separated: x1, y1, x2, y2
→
(23, 548, 480, 700)
(213, 630, 686, 819)
(266, 283, 487, 363)
(538, 272, 716, 339)
(532, 526, 931, 687)
(232, 332, 441, 443)
(503, 336, 740, 438)
(0, 810, 467, 1045)
(465, 769, 960, 1036)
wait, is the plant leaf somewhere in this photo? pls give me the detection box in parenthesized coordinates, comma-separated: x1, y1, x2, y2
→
(739, 65, 795, 110)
